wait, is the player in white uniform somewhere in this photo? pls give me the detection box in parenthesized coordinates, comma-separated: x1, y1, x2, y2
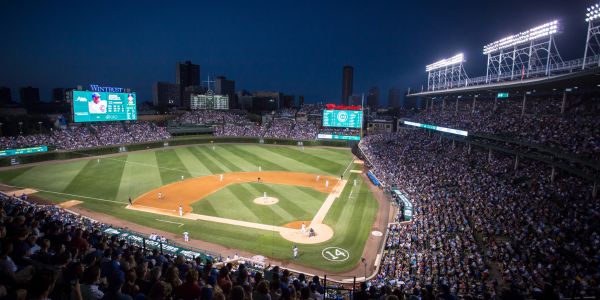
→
(300, 222, 307, 234)
(183, 231, 189, 242)
(316, 175, 320, 181)
(220, 174, 224, 182)
(181, 175, 184, 180)
(178, 205, 183, 217)
(158, 192, 163, 200)
(325, 180, 329, 188)
(293, 245, 298, 259)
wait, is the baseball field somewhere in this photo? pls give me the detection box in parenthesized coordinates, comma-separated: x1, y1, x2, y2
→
(0, 143, 380, 273)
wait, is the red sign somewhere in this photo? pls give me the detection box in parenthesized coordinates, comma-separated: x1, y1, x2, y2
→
(325, 104, 362, 111)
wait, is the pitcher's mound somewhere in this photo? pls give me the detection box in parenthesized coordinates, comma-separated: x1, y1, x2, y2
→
(280, 223, 334, 244)
(253, 197, 279, 205)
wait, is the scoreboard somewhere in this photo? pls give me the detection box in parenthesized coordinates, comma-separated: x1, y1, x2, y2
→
(73, 91, 137, 122)
(322, 110, 363, 128)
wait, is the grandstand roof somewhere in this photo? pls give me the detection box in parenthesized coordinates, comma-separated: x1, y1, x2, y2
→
(407, 67, 600, 97)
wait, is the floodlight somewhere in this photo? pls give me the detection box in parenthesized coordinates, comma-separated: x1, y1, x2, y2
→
(483, 20, 559, 54)
(425, 53, 465, 72)
(586, 3, 600, 22)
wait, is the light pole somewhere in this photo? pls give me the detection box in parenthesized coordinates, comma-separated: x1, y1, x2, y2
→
(18, 122, 23, 135)
(38, 121, 42, 133)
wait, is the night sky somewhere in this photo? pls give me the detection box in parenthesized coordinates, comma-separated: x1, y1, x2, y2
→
(0, 0, 590, 104)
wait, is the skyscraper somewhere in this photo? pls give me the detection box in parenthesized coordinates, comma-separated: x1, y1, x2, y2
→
(176, 61, 200, 108)
(176, 61, 200, 87)
(0, 87, 11, 105)
(215, 76, 236, 109)
(341, 66, 353, 105)
(153, 82, 181, 107)
(388, 88, 401, 108)
(19, 86, 40, 108)
(367, 86, 379, 108)
(52, 88, 65, 103)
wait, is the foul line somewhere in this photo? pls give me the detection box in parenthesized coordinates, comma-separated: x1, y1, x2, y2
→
(1, 184, 124, 204)
(155, 219, 184, 227)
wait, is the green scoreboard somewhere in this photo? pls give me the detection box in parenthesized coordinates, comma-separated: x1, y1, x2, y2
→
(73, 91, 137, 122)
(322, 110, 363, 128)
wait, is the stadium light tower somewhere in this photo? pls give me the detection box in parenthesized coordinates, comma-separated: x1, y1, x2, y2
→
(425, 53, 469, 91)
(583, 3, 600, 69)
(483, 20, 562, 83)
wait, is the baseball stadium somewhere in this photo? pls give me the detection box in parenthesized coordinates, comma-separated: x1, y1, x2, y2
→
(2, 1, 600, 300)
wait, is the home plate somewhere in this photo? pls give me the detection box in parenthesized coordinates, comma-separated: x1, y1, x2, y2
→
(59, 200, 83, 208)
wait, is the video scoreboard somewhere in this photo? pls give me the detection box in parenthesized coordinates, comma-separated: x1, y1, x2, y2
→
(322, 110, 363, 128)
(73, 91, 137, 122)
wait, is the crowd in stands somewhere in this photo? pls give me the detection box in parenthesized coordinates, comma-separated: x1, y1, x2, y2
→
(360, 130, 600, 299)
(0, 122, 171, 151)
(410, 95, 600, 160)
(173, 111, 246, 127)
(297, 105, 326, 115)
(0, 193, 349, 300)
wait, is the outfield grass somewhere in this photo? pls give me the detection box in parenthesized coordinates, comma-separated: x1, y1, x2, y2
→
(0, 144, 378, 272)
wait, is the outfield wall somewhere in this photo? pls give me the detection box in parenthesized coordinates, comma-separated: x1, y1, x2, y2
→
(0, 136, 351, 167)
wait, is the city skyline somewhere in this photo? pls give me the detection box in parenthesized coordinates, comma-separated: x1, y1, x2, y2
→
(0, 0, 587, 104)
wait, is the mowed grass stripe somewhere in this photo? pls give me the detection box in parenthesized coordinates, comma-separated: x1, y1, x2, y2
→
(268, 184, 324, 215)
(340, 180, 377, 247)
(155, 150, 192, 184)
(243, 183, 297, 223)
(116, 152, 163, 201)
(264, 147, 346, 175)
(63, 158, 127, 201)
(10, 160, 89, 193)
(227, 145, 288, 171)
(0, 166, 33, 183)
(195, 146, 232, 173)
(242, 145, 322, 174)
(216, 184, 262, 222)
(173, 147, 212, 177)
(186, 147, 224, 174)
(215, 145, 261, 172)
(203, 146, 243, 172)
(253, 183, 313, 221)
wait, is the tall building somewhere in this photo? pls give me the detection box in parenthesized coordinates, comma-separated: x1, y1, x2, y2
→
(176, 61, 200, 87)
(388, 88, 401, 108)
(282, 95, 295, 108)
(176, 61, 200, 108)
(0, 87, 11, 105)
(367, 86, 379, 108)
(341, 66, 353, 105)
(64, 88, 75, 104)
(182, 85, 205, 109)
(52, 88, 65, 103)
(19, 86, 40, 107)
(153, 82, 181, 107)
(215, 76, 236, 109)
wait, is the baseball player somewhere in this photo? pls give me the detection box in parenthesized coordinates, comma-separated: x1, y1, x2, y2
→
(300, 222, 307, 234)
(158, 192, 163, 200)
(293, 245, 298, 260)
(183, 231, 189, 242)
(178, 205, 183, 217)
(325, 180, 329, 188)
(220, 174, 224, 182)
(316, 175, 320, 181)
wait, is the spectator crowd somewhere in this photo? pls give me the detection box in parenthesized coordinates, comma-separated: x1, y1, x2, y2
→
(360, 130, 600, 299)
(0, 122, 171, 151)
